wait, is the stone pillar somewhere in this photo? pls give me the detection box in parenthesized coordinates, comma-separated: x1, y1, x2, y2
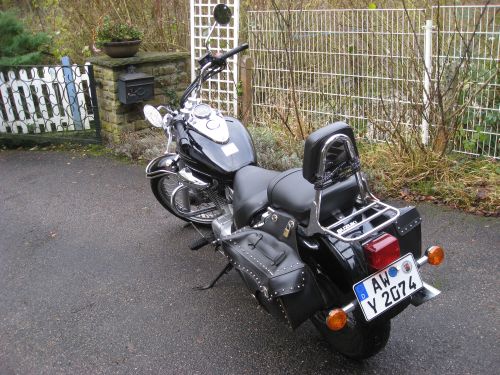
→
(88, 52, 190, 144)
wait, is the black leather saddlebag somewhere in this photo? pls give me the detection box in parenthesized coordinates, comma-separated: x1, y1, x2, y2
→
(221, 212, 325, 329)
(386, 206, 422, 259)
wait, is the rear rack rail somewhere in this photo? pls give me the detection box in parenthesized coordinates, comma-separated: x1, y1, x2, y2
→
(326, 200, 399, 242)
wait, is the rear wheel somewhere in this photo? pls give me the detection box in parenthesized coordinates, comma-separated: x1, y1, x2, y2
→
(311, 310, 390, 360)
(310, 269, 391, 360)
(150, 174, 224, 225)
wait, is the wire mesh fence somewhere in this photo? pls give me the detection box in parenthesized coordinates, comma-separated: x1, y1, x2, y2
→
(248, 5, 499, 159)
(433, 5, 499, 158)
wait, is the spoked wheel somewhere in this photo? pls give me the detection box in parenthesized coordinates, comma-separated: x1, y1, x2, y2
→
(150, 174, 224, 225)
(310, 270, 391, 360)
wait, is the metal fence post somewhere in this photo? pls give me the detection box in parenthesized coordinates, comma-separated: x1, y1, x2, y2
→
(421, 19, 433, 146)
(61, 56, 83, 130)
(86, 63, 102, 143)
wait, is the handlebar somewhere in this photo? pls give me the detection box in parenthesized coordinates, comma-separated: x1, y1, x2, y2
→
(180, 43, 249, 107)
(214, 43, 249, 64)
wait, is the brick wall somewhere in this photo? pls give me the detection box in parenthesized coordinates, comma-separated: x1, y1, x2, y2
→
(89, 52, 190, 144)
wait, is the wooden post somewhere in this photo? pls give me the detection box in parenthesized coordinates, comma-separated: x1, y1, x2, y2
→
(240, 55, 253, 125)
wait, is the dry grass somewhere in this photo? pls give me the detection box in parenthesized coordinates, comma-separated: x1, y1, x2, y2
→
(248, 124, 499, 216)
(360, 143, 500, 216)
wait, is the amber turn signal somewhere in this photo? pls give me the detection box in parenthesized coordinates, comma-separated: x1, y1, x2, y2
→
(326, 309, 347, 331)
(427, 246, 444, 266)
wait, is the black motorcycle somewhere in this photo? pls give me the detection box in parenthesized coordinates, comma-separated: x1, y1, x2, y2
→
(144, 4, 444, 359)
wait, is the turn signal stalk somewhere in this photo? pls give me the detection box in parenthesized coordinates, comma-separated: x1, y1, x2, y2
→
(326, 308, 347, 331)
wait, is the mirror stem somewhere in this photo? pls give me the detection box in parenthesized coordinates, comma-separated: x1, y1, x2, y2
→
(204, 21, 217, 52)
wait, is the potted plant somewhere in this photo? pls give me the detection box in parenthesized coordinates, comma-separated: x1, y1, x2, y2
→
(95, 17, 143, 58)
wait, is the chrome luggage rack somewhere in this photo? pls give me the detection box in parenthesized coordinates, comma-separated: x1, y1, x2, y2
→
(303, 133, 400, 243)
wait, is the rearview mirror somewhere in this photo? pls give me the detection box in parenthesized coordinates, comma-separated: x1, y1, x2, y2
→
(143, 105, 163, 128)
(213, 4, 232, 25)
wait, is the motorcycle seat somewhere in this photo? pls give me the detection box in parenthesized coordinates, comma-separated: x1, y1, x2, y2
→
(233, 122, 360, 228)
(233, 165, 280, 229)
(267, 168, 359, 226)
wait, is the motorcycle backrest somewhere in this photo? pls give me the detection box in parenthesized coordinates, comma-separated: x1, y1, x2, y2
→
(302, 122, 358, 184)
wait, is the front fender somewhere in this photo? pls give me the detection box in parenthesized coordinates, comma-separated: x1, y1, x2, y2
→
(145, 153, 179, 179)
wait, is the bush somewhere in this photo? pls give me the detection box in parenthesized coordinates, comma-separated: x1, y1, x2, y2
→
(248, 125, 303, 171)
(0, 11, 50, 66)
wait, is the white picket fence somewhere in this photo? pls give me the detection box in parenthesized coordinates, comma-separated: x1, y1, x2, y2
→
(248, 5, 499, 158)
(0, 64, 95, 134)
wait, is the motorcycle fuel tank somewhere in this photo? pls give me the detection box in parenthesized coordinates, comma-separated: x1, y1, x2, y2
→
(185, 116, 256, 179)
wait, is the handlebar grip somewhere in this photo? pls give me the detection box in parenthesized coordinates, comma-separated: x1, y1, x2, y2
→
(215, 43, 249, 63)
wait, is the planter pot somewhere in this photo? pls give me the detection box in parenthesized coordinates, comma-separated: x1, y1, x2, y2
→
(103, 40, 141, 58)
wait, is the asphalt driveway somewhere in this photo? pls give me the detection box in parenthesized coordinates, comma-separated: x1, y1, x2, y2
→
(0, 150, 498, 375)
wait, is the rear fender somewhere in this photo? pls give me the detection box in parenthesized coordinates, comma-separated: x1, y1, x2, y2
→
(315, 236, 369, 294)
(145, 154, 179, 179)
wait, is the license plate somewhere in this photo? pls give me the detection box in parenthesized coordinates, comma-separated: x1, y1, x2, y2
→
(353, 253, 423, 321)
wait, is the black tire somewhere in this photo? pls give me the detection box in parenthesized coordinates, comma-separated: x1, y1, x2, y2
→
(150, 175, 222, 225)
(150, 177, 189, 222)
(309, 267, 391, 360)
(311, 310, 391, 360)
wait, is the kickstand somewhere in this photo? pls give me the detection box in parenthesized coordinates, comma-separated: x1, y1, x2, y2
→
(193, 263, 233, 291)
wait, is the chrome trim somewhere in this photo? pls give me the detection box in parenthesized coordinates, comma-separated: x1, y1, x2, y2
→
(170, 185, 218, 218)
(177, 168, 210, 189)
(187, 104, 230, 144)
(410, 282, 441, 307)
(145, 153, 178, 179)
(303, 133, 400, 243)
(416, 255, 429, 267)
(342, 301, 357, 314)
(212, 212, 233, 240)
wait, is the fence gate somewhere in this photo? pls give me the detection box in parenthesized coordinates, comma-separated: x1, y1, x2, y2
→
(190, 0, 240, 116)
(0, 62, 101, 144)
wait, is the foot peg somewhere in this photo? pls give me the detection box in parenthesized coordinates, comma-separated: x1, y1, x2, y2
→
(189, 235, 215, 251)
(193, 263, 233, 291)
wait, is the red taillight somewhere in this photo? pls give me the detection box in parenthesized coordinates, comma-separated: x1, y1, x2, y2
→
(363, 233, 401, 271)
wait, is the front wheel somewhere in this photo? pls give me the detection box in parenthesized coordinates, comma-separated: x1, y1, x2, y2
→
(150, 174, 224, 225)
(311, 310, 391, 360)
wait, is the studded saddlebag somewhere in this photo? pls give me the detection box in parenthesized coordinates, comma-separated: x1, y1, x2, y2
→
(221, 211, 325, 329)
